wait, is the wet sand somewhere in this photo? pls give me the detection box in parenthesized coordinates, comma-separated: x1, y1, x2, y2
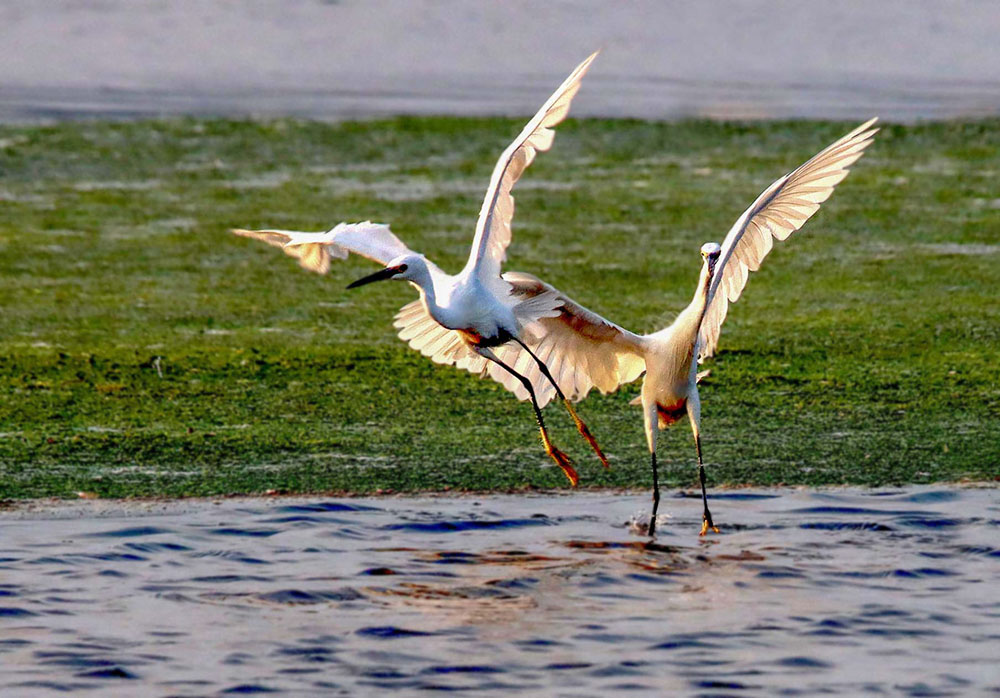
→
(1, 487, 998, 696)
(2, 1, 999, 122)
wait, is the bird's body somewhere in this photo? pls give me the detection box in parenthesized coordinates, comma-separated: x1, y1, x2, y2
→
(422, 270, 514, 342)
(389, 254, 543, 349)
(233, 53, 607, 485)
(488, 118, 879, 535)
(640, 266, 711, 425)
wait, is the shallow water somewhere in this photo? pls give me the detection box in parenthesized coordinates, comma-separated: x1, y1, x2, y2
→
(1, 488, 998, 696)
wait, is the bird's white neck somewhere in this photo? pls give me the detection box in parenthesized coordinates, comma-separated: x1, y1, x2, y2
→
(407, 258, 459, 324)
(405, 258, 436, 300)
(647, 260, 713, 346)
(677, 260, 713, 338)
(691, 260, 713, 322)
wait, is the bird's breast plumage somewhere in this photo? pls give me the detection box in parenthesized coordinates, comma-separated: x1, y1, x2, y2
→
(640, 341, 694, 411)
(421, 274, 515, 342)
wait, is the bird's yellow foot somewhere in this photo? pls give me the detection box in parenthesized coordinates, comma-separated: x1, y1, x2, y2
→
(699, 518, 721, 536)
(549, 446, 579, 487)
(563, 399, 609, 469)
(540, 428, 578, 486)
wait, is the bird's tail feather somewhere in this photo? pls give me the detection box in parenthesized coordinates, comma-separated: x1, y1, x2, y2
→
(514, 288, 562, 342)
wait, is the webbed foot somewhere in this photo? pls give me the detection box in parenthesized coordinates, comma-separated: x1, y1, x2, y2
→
(699, 515, 720, 536)
(540, 428, 578, 486)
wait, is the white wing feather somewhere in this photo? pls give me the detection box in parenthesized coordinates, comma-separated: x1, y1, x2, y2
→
(492, 272, 646, 407)
(393, 299, 490, 373)
(392, 270, 647, 408)
(463, 52, 598, 288)
(698, 118, 879, 362)
(232, 221, 410, 274)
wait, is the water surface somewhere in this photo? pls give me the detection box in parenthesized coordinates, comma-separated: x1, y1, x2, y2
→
(2, 1, 999, 122)
(1, 487, 998, 696)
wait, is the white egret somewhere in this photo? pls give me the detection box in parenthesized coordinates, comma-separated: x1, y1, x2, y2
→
(232, 52, 606, 486)
(488, 118, 879, 535)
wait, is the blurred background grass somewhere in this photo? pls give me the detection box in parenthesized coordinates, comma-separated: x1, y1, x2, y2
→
(0, 117, 997, 498)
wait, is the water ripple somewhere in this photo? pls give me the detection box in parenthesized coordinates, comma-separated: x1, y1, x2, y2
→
(0, 487, 997, 696)
(383, 517, 553, 533)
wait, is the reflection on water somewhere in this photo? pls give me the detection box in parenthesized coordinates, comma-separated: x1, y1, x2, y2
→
(1, 488, 998, 696)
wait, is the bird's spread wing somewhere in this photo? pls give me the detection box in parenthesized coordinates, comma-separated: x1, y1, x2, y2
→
(463, 52, 598, 288)
(393, 298, 491, 374)
(232, 221, 409, 274)
(697, 118, 879, 362)
(490, 272, 647, 407)
(391, 271, 645, 409)
(231, 228, 343, 274)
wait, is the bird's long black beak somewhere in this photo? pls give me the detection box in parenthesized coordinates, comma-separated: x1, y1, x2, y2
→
(346, 265, 403, 289)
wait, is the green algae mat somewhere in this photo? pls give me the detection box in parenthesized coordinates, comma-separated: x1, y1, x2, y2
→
(1, 117, 998, 498)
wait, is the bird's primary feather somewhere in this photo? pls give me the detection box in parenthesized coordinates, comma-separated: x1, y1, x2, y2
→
(697, 118, 879, 361)
(463, 51, 599, 295)
(231, 221, 408, 274)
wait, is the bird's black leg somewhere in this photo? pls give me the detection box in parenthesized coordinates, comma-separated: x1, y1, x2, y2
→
(479, 348, 578, 486)
(511, 337, 609, 468)
(695, 434, 719, 535)
(649, 450, 660, 537)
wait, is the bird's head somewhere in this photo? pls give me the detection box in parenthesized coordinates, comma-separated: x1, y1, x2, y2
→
(701, 242, 722, 276)
(346, 254, 424, 289)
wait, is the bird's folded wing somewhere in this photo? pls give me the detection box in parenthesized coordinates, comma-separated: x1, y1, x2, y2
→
(464, 52, 598, 289)
(232, 221, 409, 274)
(698, 118, 879, 362)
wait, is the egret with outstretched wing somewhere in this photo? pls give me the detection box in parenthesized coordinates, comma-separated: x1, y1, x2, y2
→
(233, 53, 605, 486)
(487, 118, 879, 535)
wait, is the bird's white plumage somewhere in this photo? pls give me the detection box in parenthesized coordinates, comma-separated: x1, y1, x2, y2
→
(440, 120, 878, 413)
(392, 271, 644, 408)
(232, 221, 406, 274)
(233, 53, 613, 485)
(234, 115, 876, 425)
(490, 273, 646, 406)
(233, 54, 610, 483)
(393, 299, 489, 370)
(236, 55, 601, 403)
(697, 118, 879, 361)
(463, 51, 599, 293)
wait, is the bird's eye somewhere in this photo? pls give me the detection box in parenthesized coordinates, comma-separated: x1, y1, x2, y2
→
(396, 264, 408, 273)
